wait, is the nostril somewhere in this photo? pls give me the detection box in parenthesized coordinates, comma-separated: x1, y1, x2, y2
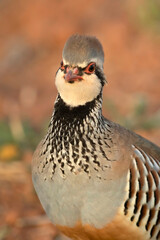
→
(66, 67, 69, 73)
(73, 67, 79, 74)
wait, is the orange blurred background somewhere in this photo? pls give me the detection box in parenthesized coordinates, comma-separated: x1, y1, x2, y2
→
(0, 0, 159, 239)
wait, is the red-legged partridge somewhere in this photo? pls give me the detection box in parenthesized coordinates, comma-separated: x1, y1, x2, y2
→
(32, 35, 160, 240)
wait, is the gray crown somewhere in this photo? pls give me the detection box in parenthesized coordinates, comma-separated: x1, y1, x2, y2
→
(62, 34, 104, 66)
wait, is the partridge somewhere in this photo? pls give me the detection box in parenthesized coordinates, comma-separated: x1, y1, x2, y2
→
(32, 34, 160, 240)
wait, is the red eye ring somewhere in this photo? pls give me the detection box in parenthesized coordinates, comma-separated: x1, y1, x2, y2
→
(60, 60, 65, 71)
(84, 62, 96, 74)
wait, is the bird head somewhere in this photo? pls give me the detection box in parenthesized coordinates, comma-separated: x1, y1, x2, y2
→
(55, 34, 107, 107)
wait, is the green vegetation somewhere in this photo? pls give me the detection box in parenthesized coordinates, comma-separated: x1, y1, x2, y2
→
(0, 119, 46, 161)
(104, 96, 160, 130)
(134, 0, 160, 34)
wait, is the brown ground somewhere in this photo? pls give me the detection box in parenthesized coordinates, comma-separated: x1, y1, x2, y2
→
(0, 0, 159, 239)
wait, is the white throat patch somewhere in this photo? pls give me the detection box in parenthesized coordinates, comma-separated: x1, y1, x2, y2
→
(55, 69, 102, 107)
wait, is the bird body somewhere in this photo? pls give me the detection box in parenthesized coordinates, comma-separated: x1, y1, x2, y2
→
(32, 35, 160, 240)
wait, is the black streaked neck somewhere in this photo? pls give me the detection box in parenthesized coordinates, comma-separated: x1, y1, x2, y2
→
(41, 90, 112, 180)
(52, 92, 103, 124)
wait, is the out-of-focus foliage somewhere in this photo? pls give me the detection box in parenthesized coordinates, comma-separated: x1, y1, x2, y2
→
(104, 96, 160, 130)
(128, 0, 160, 34)
(137, 0, 160, 33)
(0, 119, 46, 161)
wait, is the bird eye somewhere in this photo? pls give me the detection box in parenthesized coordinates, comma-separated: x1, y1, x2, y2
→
(84, 62, 96, 74)
(60, 61, 65, 71)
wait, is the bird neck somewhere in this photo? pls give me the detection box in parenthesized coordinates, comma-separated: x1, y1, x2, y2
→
(51, 92, 103, 127)
(43, 92, 112, 179)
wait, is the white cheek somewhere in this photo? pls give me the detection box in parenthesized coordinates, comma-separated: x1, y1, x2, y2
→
(55, 70, 101, 107)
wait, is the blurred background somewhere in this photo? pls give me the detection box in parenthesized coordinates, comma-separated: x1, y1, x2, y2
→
(0, 0, 160, 239)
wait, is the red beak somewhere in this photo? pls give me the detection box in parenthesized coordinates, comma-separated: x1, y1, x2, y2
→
(64, 70, 83, 82)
